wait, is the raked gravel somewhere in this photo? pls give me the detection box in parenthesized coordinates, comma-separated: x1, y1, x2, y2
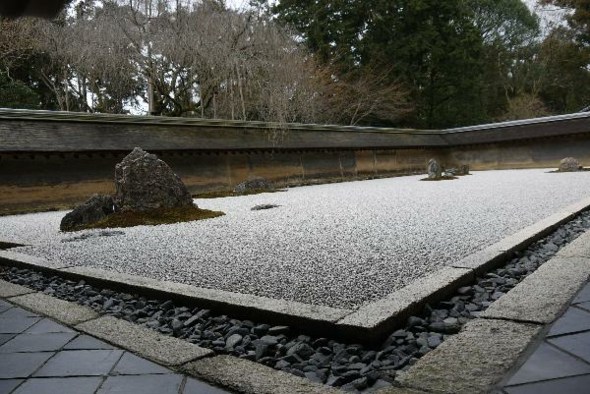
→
(1, 169, 590, 309)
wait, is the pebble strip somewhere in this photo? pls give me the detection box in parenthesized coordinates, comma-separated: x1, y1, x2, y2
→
(2, 169, 590, 309)
(2, 210, 590, 392)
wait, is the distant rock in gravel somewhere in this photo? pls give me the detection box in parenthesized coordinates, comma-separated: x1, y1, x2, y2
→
(234, 176, 274, 195)
(115, 147, 194, 211)
(427, 159, 442, 180)
(60, 194, 115, 232)
(558, 157, 583, 172)
(251, 204, 280, 211)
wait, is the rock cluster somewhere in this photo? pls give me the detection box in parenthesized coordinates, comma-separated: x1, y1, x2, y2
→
(558, 157, 583, 172)
(60, 148, 193, 231)
(427, 160, 469, 180)
(7, 210, 590, 392)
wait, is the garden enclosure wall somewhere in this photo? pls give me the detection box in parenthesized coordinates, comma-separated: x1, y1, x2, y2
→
(2, 109, 590, 214)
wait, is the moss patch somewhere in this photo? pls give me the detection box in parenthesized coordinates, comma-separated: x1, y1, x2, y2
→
(420, 176, 458, 181)
(67, 206, 224, 232)
(194, 188, 284, 199)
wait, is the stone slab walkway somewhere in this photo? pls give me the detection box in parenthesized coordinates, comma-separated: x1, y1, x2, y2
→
(499, 281, 590, 394)
(0, 299, 230, 394)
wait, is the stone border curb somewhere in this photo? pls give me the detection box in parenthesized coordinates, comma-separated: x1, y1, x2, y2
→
(76, 315, 213, 366)
(182, 355, 338, 394)
(0, 279, 36, 298)
(555, 230, 590, 259)
(335, 197, 590, 340)
(482, 256, 590, 323)
(396, 319, 542, 394)
(336, 267, 474, 340)
(393, 228, 590, 393)
(0, 250, 74, 269)
(1, 197, 590, 343)
(62, 266, 351, 331)
(0, 289, 331, 394)
(9, 292, 98, 325)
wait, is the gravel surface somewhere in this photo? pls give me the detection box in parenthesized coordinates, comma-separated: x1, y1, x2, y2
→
(1, 169, 590, 309)
(3, 210, 590, 392)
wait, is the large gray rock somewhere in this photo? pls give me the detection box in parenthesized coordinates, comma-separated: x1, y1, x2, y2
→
(234, 176, 274, 195)
(60, 194, 115, 231)
(558, 157, 582, 172)
(427, 159, 442, 179)
(114, 147, 194, 211)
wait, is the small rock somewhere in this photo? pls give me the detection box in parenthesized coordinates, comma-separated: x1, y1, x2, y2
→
(225, 334, 243, 350)
(407, 316, 426, 327)
(251, 204, 280, 211)
(60, 194, 115, 232)
(286, 343, 314, 358)
(259, 335, 279, 346)
(268, 326, 289, 335)
(558, 157, 582, 172)
(252, 324, 270, 336)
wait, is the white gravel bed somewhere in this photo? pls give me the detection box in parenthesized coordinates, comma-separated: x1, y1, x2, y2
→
(0, 169, 589, 309)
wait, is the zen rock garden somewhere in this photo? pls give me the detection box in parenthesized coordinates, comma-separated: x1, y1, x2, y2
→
(60, 147, 224, 232)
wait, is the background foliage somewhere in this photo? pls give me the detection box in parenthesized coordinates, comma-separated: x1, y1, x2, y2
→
(1, 0, 590, 128)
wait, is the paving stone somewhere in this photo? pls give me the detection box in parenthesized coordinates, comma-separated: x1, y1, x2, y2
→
(556, 231, 590, 259)
(397, 319, 540, 394)
(112, 352, 172, 375)
(97, 374, 184, 394)
(482, 257, 590, 324)
(64, 335, 116, 350)
(506, 343, 590, 386)
(0, 307, 39, 319)
(76, 316, 212, 366)
(548, 307, 590, 337)
(0, 317, 41, 334)
(12, 377, 103, 394)
(0, 299, 13, 313)
(183, 377, 232, 394)
(0, 352, 55, 378)
(504, 374, 590, 394)
(577, 301, 590, 313)
(549, 330, 590, 363)
(0, 333, 15, 346)
(10, 293, 97, 326)
(33, 349, 124, 377)
(0, 379, 24, 393)
(0, 279, 35, 298)
(0, 332, 78, 353)
(573, 283, 590, 304)
(24, 318, 76, 334)
(184, 355, 341, 394)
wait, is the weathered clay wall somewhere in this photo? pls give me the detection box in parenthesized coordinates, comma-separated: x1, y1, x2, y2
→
(0, 149, 441, 214)
(2, 109, 590, 215)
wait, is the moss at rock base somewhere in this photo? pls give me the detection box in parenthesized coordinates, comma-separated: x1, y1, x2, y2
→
(64, 206, 224, 232)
